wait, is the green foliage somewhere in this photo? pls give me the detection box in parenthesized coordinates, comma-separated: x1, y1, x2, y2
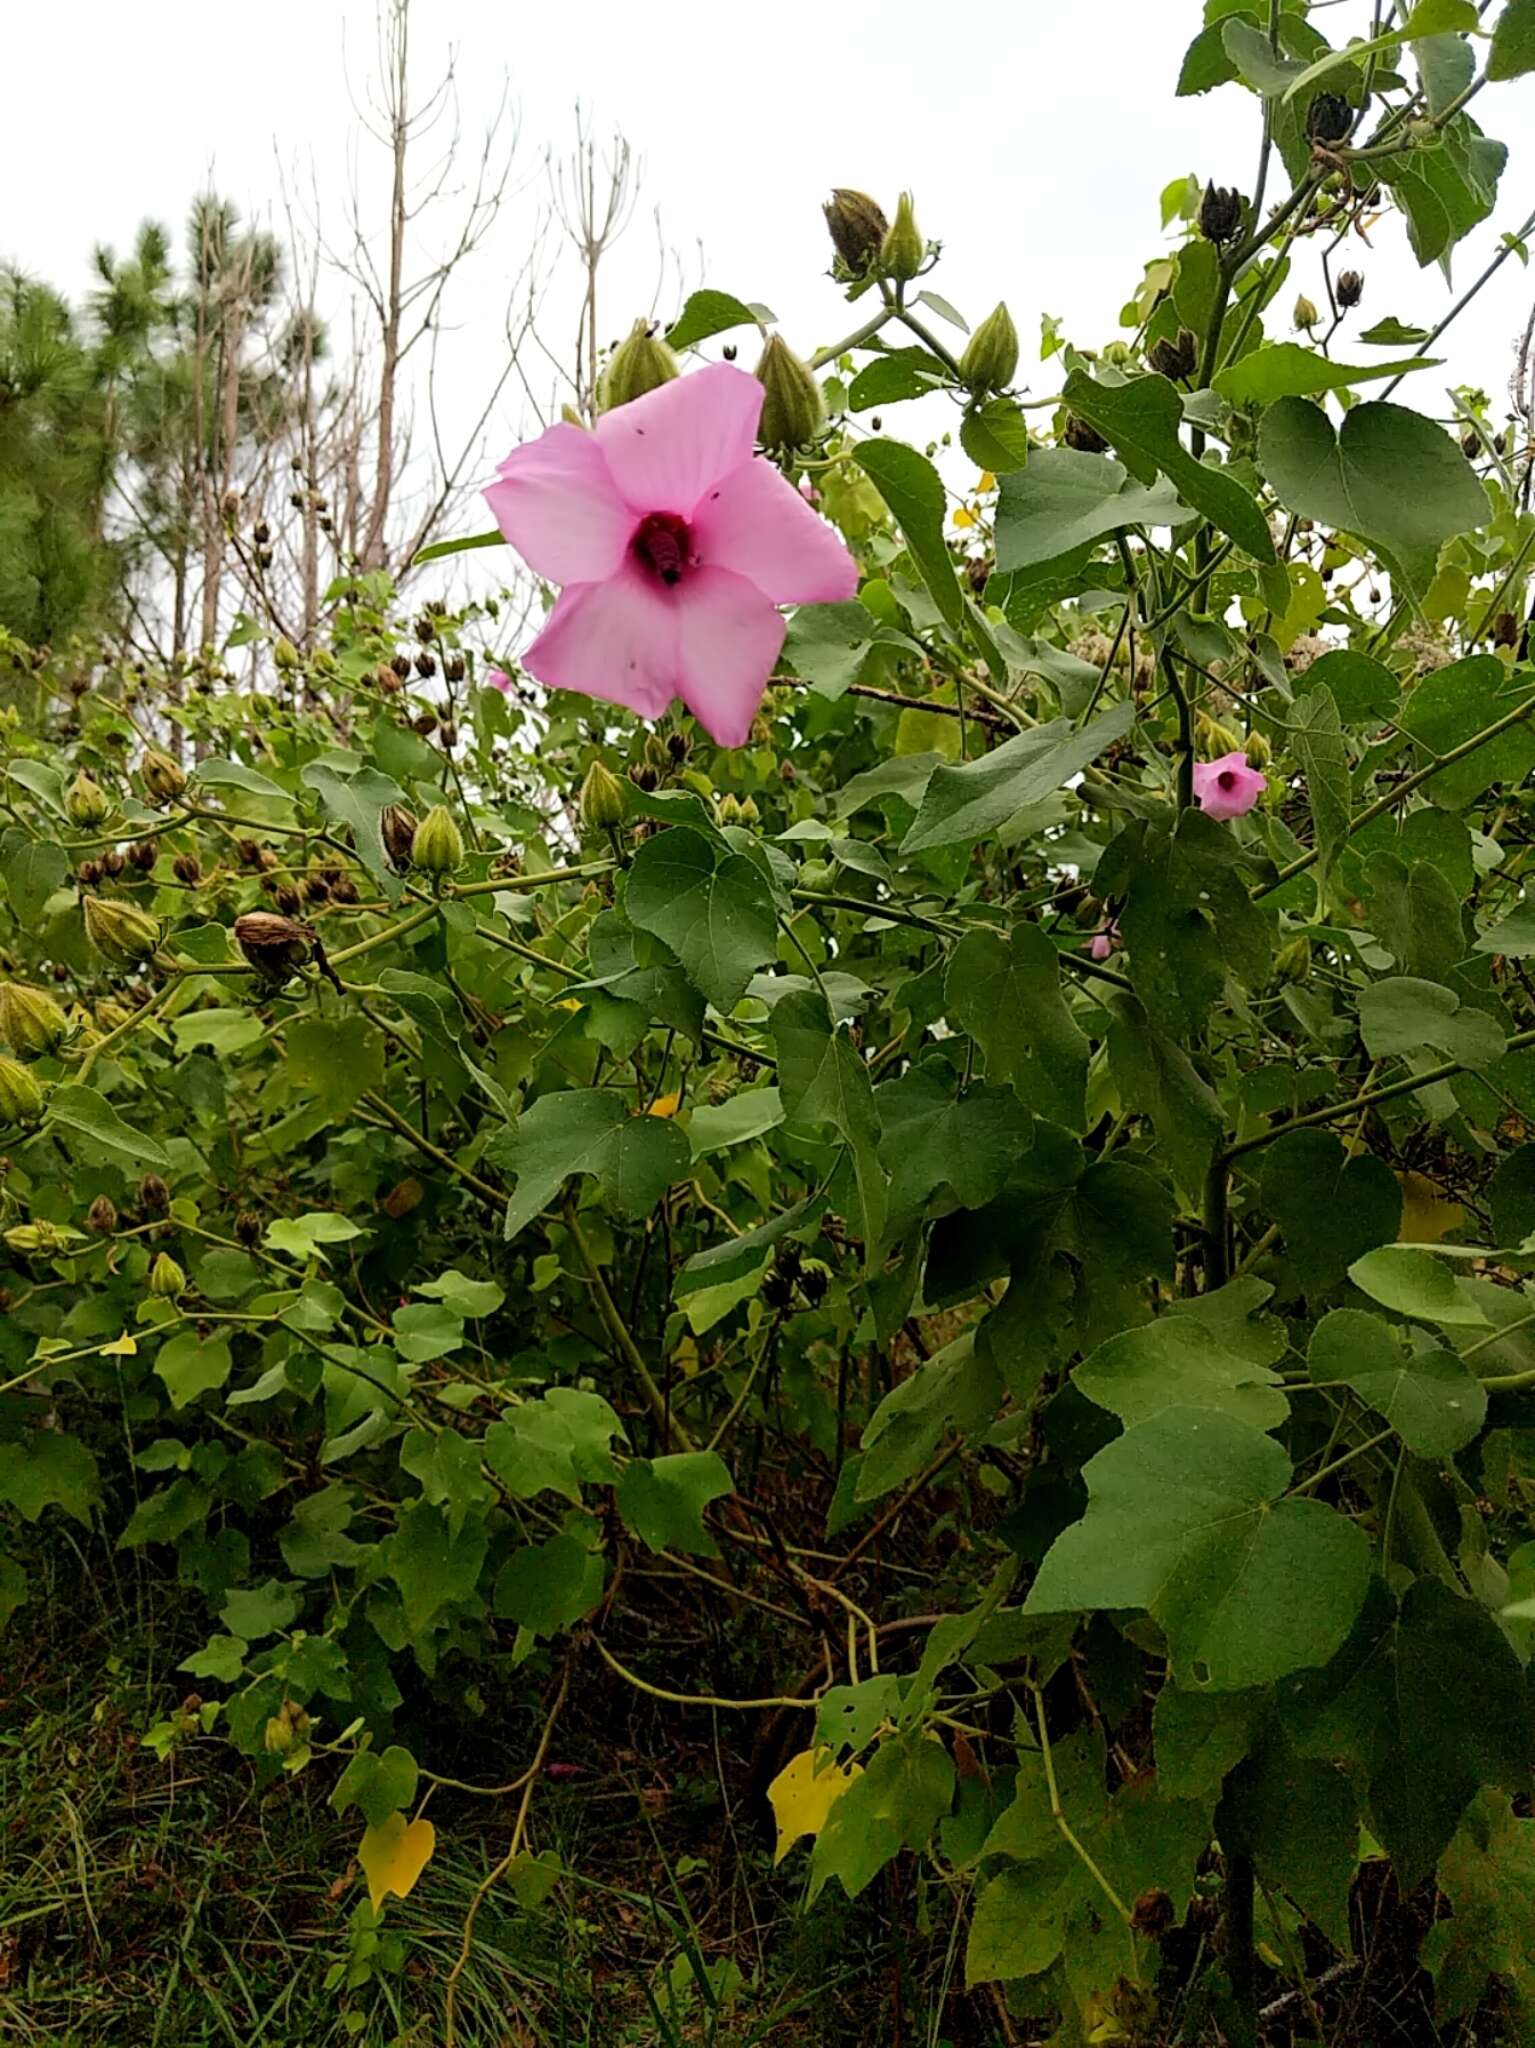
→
(7, 15, 1535, 2042)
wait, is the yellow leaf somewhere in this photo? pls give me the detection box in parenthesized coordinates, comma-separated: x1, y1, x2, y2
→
(553, 997, 583, 1013)
(767, 1747, 861, 1866)
(1396, 1171, 1463, 1245)
(647, 1091, 681, 1118)
(358, 1812, 436, 1913)
(100, 1334, 137, 1357)
(951, 505, 976, 529)
(977, 471, 996, 493)
(674, 1334, 701, 1378)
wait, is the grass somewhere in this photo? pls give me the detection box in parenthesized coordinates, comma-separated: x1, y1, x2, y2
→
(0, 1538, 962, 2048)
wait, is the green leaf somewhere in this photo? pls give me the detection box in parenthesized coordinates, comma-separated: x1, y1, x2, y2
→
(674, 1193, 822, 1300)
(44, 1084, 171, 1172)
(1285, 1578, 1526, 1883)
(487, 1091, 691, 1241)
(1025, 1406, 1371, 1690)
(1421, 1792, 1535, 2019)
(859, 1333, 1001, 1504)
(773, 989, 886, 1255)
(1305, 647, 1400, 723)
(1476, 898, 1535, 957)
(300, 761, 407, 897)
(220, 1578, 300, 1640)
(1061, 368, 1276, 563)
(388, 1501, 488, 1634)
(1281, 1, 1475, 102)
(945, 924, 1089, 1129)
(1308, 1307, 1486, 1454)
(810, 1728, 955, 1900)
(494, 1532, 602, 1635)
(1222, 16, 1307, 96)
(687, 1086, 784, 1155)
(901, 703, 1133, 856)
(1347, 1244, 1490, 1326)
(781, 601, 914, 700)
(1221, 1737, 1359, 1947)
(482, 1388, 625, 1503)
(2, 838, 68, 923)
(0, 1430, 102, 1527)
(154, 1331, 233, 1411)
(1489, 0, 1535, 78)
(1259, 1130, 1403, 1295)
(1395, 657, 1535, 809)
(265, 1211, 364, 1263)
(193, 758, 293, 805)
(615, 1451, 734, 1556)
(1106, 1006, 1224, 1201)
(848, 346, 951, 411)
(1357, 976, 1504, 1067)
(1290, 685, 1350, 884)
(1074, 1311, 1289, 1432)
(625, 825, 779, 1011)
(286, 1014, 385, 1116)
(664, 290, 764, 351)
(171, 1008, 266, 1056)
(1366, 851, 1466, 980)
(178, 1634, 247, 1683)
(1215, 344, 1439, 405)
(1257, 397, 1488, 595)
(1098, 810, 1272, 1041)
(994, 449, 1186, 572)
(851, 440, 966, 633)
(332, 1744, 420, 1827)
(1154, 1685, 1260, 1801)
(875, 1063, 1034, 1235)
(959, 398, 1032, 474)
(411, 528, 505, 567)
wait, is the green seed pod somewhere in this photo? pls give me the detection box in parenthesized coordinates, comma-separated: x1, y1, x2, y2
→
(1293, 294, 1320, 332)
(65, 771, 110, 827)
(0, 981, 69, 1057)
(822, 189, 888, 274)
(140, 749, 187, 805)
(1274, 934, 1313, 984)
(755, 335, 825, 452)
(959, 302, 1019, 394)
(5, 1221, 77, 1258)
(0, 1054, 45, 1126)
(83, 894, 162, 964)
(148, 1250, 187, 1299)
(411, 805, 464, 876)
(880, 192, 925, 281)
(599, 320, 679, 412)
(1195, 713, 1243, 759)
(580, 760, 627, 835)
(273, 636, 301, 670)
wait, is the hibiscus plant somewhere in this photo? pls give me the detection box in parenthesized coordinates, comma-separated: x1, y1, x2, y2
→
(8, 5, 1535, 2041)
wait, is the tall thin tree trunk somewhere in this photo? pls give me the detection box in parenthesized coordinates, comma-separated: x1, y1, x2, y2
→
(362, 0, 409, 570)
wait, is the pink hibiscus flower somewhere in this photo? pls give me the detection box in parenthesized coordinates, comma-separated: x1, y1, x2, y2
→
(1192, 750, 1266, 821)
(484, 364, 858, 747)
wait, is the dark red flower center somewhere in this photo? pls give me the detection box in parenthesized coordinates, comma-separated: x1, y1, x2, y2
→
(632, 511, 693, 587)
(1217, 770, 1239, 790)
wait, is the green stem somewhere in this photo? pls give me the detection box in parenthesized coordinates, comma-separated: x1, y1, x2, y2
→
(564, 1202, 695, 1452)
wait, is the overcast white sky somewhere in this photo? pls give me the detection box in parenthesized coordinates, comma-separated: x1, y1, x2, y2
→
(7, 1, 1535, 515)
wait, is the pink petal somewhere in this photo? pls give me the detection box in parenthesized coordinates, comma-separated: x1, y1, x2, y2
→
(595, 363, 763, 517)
(521, 567, 678, 721)
(483, 422, 632, 586)
(692, 457, 859, 605)
(675, 568, 786, 747)
(485, 667, 514, 695)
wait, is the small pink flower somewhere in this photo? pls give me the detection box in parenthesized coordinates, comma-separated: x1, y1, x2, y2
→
(1192, 750, 1266, 821)
(1086, 919, 1120, 963)
(484, 364, 858, 746)
(485, 667, 514, 695)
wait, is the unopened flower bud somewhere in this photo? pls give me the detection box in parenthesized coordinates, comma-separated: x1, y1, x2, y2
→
(880, 192, 925, 281)
(65, 771, 110, 827)
(83, 895, 161, 964)
(1274, 935, 1313, 984)
(738, 796, 760, 826)
(0, 981, 69, 1057)
(599, 319, 679, 413)
(148, 1251, 186, 1299)
(86, 1194, 118, 1235)
(755, 335, 825, 451)
(233, 912, 314, 981)
(5, 1221, 72, 1257)
(1493, 611, 1521, 649)
(138, 1174, 170, 1213)
(1199, 185, 1244, 246)
(1149, 326, 1198, 381)
(411, 806, 464, 876)
(172, 853, 202, 886)
(0, 1055, 45, 1126)
(959, 302, 1020, 394)
(234, 1209, 263, 1247)
(1195, 712, 1242, 759)
(580, 760, 626, 835)
(1293, 294, 1320, 332)
(1244, 727, 1272, 769)
(273, 637, 301, 671)
(822, 188, 889, 275)
(1337, 270, 1364, 310)
(717, 793, 742, 826)
(140, 750, 187, 805)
